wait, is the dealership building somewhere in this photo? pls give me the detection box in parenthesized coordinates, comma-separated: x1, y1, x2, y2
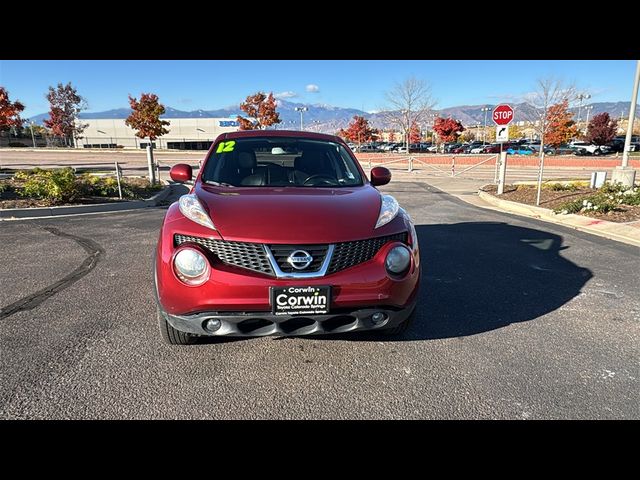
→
(78, 118, 240, 150)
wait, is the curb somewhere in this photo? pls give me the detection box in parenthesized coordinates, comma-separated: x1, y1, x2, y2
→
(0, 184, 173, 221)
(477, 190, 640, 248)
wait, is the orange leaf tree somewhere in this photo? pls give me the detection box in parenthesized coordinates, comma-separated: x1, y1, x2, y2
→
(0, 87, 25, 131)
(545, 100, 578, 147)
(125, 93, 170, 141)
(337, 115, 379, 143)
(237, 92, 281, 130)
(44, 82, 87, 145)
(433, 117, 465, 142)
(409, 122, 421, 143)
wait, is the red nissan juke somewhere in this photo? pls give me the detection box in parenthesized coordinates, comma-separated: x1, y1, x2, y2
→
(155, 130, 420, 344)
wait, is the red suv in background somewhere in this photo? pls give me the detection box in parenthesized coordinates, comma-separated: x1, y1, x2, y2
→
(155, 130, 421, 344)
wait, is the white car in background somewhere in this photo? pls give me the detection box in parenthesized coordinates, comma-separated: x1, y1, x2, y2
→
(470, 145, 487, 154)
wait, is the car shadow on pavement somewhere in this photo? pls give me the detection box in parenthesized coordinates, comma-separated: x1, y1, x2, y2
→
(330, 221, 593, 342)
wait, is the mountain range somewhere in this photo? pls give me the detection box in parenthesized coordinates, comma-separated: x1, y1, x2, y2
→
(28, 100, 638, 133)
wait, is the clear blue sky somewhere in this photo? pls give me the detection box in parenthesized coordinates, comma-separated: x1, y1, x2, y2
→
(1, 60, 637, 118)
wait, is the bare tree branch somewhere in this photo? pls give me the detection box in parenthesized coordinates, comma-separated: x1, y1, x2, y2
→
(381, 77, 437, 149)
(524, 77, 578, 205)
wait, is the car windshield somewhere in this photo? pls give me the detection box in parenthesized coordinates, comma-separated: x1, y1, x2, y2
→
(201, 137, 364, 188)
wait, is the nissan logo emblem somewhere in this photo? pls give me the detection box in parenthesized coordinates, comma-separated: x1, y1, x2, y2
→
(287, 250, 313, 270)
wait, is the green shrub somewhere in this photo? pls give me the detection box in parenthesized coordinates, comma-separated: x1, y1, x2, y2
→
(554, 182, 640, 215)
(546, 183, 578, 191)
(19, 167, 79, 203)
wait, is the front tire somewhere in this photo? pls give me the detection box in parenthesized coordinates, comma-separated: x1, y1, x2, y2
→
(158, 308, 200, 345)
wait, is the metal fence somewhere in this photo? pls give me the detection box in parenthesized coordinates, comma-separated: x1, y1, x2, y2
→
(0, 132, 217, 150)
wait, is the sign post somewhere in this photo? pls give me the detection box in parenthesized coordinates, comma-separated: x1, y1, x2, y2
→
(493, 104, 514, 194)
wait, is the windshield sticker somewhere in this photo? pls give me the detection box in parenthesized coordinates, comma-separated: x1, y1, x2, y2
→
(216, 140, 236, 153)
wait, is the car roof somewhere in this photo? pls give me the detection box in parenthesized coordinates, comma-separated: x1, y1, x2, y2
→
(222, 129, 342, 143)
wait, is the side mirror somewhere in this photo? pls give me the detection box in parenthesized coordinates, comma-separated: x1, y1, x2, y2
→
(170, 163, 193, 183)
(370, 166, 391, 186)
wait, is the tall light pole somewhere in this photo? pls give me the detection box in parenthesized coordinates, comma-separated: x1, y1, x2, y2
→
(28, 120, 36, 148)
(294, 107, 308, 130)
(583, 105, 593, 136)
(481, 106, 491, 145)
(576, 93, 591, 132)
(612, 60, 640, 187)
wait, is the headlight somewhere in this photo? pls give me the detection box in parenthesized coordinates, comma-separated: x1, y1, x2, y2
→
(174, 247, 209, 285)
(408, 221, 419, 252)
(385, 246, 411, 276)
(179, 193, 215, 230)
(375, 194, 399, 229)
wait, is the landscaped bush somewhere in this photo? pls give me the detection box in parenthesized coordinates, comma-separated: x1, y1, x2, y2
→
(544, 182, 579, 192)
(20, 167, 79, 203)
(10, 168, 163, 205)
(554, 182, 640, 214)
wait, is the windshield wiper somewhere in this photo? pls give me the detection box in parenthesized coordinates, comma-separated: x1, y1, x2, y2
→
(204, 180, 234, 187)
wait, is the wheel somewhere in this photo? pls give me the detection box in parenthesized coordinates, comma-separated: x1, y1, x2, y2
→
(379, 306, 417, 336)
(593, 148, 601, 156)
(158, 307, 200, 345)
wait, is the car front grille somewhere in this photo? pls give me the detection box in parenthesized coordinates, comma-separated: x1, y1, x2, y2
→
(267, 244, 329, 273)
(174, 232, 407, 277)
(327, 232, 408, 275)
(174, 234, 274, 276)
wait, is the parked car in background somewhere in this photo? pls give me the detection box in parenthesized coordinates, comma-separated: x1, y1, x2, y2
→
(506, 145, 536, 155)
(547, 144, 575, 155)
(482, 143, 501, 153)
(469, 144, 488, 154)
(444, 143, 462, 153)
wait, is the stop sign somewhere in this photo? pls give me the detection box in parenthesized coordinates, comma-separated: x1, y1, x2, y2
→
(493, 104, 514, 125)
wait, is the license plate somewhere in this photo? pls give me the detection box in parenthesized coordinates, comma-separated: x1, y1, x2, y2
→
(270, 286, 331, 316)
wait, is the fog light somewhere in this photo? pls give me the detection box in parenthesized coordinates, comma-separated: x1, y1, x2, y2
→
(371, 312, 387, 325)
(385, 245, 411, 276)
(204, 318, 221, 332)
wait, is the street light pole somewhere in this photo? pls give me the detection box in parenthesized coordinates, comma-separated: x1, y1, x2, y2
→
(481, 107, 491, 145)
(576, 93, 591, 133)
(583, 106, 593, 136)
(29, 121, 36, 148)
(611, 60, 640, 188)
(294, 107, 308, 130)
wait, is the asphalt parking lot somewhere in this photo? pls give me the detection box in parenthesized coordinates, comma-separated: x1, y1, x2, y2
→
(0, 181, 638, 419)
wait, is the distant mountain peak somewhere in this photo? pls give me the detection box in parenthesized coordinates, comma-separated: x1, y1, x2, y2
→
(27, 100, 637, 133)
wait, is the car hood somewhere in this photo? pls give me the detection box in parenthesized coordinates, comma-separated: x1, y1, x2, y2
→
(194, 184, 383, 244)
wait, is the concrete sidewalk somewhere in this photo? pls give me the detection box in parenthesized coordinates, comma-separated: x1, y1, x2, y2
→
(390, 172, 640, 248)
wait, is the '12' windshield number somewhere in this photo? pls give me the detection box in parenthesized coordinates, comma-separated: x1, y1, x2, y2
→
(216, 141, 236, 153)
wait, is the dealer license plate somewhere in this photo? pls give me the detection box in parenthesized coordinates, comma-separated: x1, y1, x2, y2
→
(270, 286, 331, 316)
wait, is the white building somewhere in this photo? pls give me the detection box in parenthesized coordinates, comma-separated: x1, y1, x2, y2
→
(78, 118, 239, 149)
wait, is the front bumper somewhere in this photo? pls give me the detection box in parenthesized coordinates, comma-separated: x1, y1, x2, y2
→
(158, 301, 417, 337)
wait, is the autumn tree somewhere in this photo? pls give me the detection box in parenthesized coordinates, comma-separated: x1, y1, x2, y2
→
(408, 122, 421, 144)
(0, 87, 25, 131)
(237, 92, 281, 130)
(433, 117, 465, 143)
(338, 116, 379, 144)
(545, 100, 578, 147)
(523, 77, 577, 205)
(585, 112, 618, 146)
(125, 93, 170, 185)
(388, 131, 396, 142)
(382, 77, 437, 153)
(44, 82, 87, 146)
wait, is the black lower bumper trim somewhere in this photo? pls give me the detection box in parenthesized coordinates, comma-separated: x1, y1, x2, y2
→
(160, 303, 416, 337)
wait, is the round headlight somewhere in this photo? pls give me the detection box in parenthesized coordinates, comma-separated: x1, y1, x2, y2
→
(174, 248, 209, 285)
(385, 246, 411, 276)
